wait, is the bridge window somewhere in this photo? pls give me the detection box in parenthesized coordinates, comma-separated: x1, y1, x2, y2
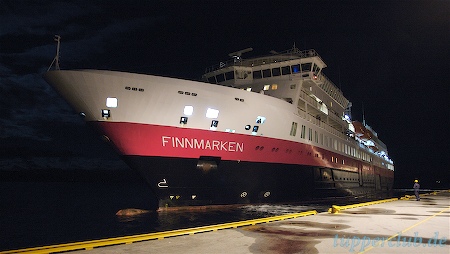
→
(301, 63, 312, 72)
(313, 63, 321, 75)
(281, 66, 291, 75)
(262, 69, 271, 78)
(216, 73, 225, 82)
(225, 71, 234, 80)
(272, 67, 281, 76)
(291, 64, 300, 73)
(207, 76, 216, 83)
(253, 70, 262, 79)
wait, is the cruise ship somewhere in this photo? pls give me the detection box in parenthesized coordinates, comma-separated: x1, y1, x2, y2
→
(44, 44, 394, 208)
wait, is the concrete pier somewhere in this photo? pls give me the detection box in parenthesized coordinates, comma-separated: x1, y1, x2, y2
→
(4, 191, 449, 254)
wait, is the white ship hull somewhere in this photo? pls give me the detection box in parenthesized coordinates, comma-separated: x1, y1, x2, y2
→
(44, 69, 394, 207)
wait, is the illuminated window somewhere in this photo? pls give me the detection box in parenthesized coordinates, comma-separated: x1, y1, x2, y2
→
(291, 64, 300, 73)
(206, 108, 219, 118)
(263, 85, 270, 91)
(106, 97, 117, 108)
(271, 84, 278, 90)
(184, 106, 193, 116)
(245, 125, 251, 130)
(290, 122, 298, 136)
(246, 87, 252, 92)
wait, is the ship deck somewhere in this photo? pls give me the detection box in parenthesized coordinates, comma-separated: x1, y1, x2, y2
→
(5, 191, 449, 254)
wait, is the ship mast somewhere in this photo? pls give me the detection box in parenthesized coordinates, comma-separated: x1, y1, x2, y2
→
(47, 35, 61, 71)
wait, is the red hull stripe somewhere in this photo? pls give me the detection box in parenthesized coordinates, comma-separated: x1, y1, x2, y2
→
(93, 121, 393, 177)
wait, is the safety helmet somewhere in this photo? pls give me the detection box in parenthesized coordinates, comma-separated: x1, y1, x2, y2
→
(414, 180, 418, 183)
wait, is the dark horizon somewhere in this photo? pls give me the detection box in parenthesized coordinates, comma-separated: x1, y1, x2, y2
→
(1, 1, 449, 190)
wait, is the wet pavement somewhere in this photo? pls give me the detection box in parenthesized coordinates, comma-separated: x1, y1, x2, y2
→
(8, 191, 450, 254)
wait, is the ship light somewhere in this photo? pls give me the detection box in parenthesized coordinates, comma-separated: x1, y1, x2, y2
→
(206, 108, 219, 118)
(184, 105, 193, 116)
(106, 97, 118, 108)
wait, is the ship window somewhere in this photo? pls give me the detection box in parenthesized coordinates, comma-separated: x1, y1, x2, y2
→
(308, 128, 313, 141)
(301, 63, 312, 72)
(101, 109, 110, 118)
(184, 106, 193, 116)
(216, 74, 225, 82)
(301, 125, 306, 139)
(271, 84, 278, 90)
(225, 71, 234, 80)
(281, 66, 291, 75)
(256, 116, 266, 124)
(291, 64, 300, 73)
(207, 76, 216, 83)
(180, 116, 188, 124)
(290, 122, 298, 136)
(245, 125, 251, 130)
(262, 69, 271, 78)
(106, 97, 117, 108)
(272, 67, 281, 76)
(253, 70, 262, 79)
(263, 85, 270, 91)
(290, 84, 296, 89)
(206, 108, 219, 118)
(315, 131, 318, 143)
(313, 63, 320, 75)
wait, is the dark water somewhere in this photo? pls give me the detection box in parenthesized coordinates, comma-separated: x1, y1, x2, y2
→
(0, 178, 334, 252)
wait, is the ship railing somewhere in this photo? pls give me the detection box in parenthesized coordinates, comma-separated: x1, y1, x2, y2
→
(297, 107, 346, 139)
(204, 49, 320, 73)
(315, 73, 349, 109)
(298, 107, 392, 164)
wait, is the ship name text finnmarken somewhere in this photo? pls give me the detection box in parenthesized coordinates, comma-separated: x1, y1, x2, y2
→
(161, 136, 244, 152)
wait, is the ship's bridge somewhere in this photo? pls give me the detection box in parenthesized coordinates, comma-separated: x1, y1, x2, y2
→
(202, 48, 327, 87)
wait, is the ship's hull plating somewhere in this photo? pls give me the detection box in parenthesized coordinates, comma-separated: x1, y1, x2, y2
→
(43, 70, 394, 208)
(123, 155, 393, 207)
(90, 121, 393, 207)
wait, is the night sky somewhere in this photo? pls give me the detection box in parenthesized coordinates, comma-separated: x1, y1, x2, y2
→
(1, 0, 449, 188)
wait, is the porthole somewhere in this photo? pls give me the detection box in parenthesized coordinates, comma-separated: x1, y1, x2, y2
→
(245, 125, 251, 130)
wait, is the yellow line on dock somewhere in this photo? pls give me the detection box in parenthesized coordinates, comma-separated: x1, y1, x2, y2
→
(328, 197, 399, 213)
(1, 210, 317, 254)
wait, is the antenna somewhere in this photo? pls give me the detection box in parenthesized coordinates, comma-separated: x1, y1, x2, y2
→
(47, 35, 61, 71)
(362, 102, 366, 126)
